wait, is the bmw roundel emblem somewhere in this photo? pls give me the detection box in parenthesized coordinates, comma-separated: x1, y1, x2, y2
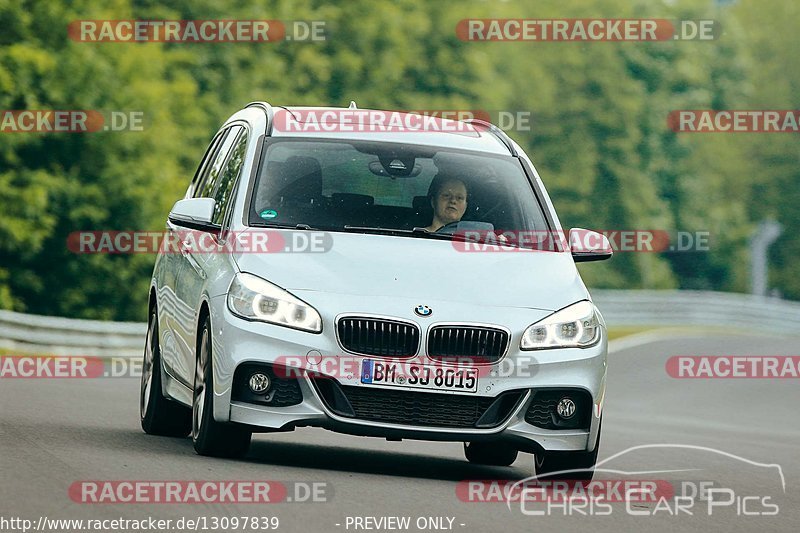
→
(414, 305, 433, 317)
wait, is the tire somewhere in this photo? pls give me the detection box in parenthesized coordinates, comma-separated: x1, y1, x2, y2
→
(464, 442, 519, 466)
(192, 316, 251, 458)
(140, 309, 192, 437)
(534, 421, 601, 480)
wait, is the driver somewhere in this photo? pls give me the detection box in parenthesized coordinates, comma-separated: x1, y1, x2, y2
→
(424, 177, 468, 232)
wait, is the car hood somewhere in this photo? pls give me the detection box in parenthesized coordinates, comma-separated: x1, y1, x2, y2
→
(233, 230, 588, 312)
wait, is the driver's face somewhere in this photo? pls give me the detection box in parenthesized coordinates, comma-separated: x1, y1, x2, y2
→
(433, 180, 468, 225)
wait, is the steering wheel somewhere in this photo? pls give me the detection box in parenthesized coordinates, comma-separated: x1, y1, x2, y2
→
(435, 221, 461, 234)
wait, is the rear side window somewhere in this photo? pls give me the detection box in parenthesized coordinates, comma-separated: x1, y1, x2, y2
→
(194, 125, 244, 199)
(211, 130, 248, 225)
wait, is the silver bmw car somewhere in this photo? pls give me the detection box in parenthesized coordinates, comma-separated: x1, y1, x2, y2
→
(140, 103, 611, 479)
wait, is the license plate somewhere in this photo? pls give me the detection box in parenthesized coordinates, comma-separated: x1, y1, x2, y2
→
(360, 360, 478, 393)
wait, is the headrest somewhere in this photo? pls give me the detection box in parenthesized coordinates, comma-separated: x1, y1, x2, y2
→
(412, 195, 431, 211)
(332, 193, 374, 209)
(267, 156, 323, 204)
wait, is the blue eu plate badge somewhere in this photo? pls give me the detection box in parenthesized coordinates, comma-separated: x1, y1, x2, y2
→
(361, 360, 374, 383)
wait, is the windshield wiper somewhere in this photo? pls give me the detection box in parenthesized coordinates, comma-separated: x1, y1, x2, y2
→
(411, 226, 529, 249)
(342, 226, 454, 238)
(342, 225, 419, 235)
(337, 225, 529, 249)
(341, 225, 467, 241)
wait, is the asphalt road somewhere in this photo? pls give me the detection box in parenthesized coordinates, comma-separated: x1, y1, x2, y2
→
(1, 333, 798, 533)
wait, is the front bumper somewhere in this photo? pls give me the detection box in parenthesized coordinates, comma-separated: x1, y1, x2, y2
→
(208, 293, 607, 453)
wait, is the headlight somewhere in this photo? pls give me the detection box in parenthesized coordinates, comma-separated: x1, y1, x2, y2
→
(520, 301, 602, 350)
(227, 272, 322, 333)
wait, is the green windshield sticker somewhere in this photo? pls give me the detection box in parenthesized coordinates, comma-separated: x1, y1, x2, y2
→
(259, 209, 278, 219)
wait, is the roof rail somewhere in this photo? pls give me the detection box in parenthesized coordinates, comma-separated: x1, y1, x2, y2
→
(462, 118, 517, 156)
(245, 101, 275, 135)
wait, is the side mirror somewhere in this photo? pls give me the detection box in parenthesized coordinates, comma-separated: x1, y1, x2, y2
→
(569, 228, 613, 262)
(168, 198, 218, 232)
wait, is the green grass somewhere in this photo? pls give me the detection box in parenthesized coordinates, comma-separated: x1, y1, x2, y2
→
(606, 326, 659, 341)
(0, 347, 47, 357)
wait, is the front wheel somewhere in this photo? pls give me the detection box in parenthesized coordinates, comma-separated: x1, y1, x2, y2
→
(192, 316, 251, 458)
(464, 442, 519, 466)
(140, 309, 191, 437)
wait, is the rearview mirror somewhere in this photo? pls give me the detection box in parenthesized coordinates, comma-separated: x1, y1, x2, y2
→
(368, 160, 422, 177)
(168, 198, 218, 232)
(569, 228, 613, 262)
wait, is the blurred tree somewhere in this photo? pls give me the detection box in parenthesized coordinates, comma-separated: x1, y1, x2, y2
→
(0, 0, 797, 320)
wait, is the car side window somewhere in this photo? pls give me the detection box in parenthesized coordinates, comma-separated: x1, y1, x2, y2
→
(186, 131, 225, 198)
(193, 125, 243, 199)
(211, 129, 248, 226)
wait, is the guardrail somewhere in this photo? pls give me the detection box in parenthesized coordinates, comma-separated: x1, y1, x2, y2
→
(591, 290, 800, 332)
(1, 291, 799, 357)
(0, 309, 146, 357)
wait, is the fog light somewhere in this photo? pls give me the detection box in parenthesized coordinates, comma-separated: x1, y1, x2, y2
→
(556, 397, 576, 419)
(248, 373, 271, 394)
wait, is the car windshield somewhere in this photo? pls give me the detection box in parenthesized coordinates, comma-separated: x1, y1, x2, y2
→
(248, 139, 552, 247)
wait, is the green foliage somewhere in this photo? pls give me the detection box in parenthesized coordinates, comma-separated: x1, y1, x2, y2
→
(0, 0, 797, 319)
